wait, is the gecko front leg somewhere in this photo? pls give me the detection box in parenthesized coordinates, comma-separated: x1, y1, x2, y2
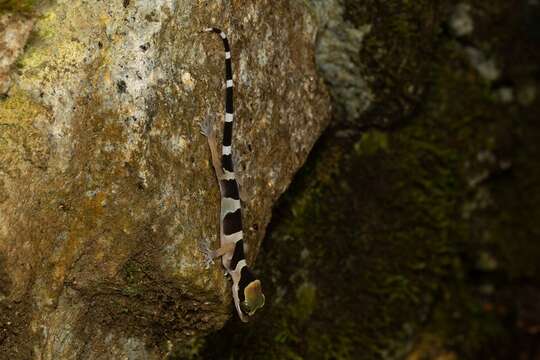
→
(200, 114, 224, 181)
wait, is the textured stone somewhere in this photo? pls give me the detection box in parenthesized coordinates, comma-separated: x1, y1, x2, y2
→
(0, 0, 330, 358)
(309, 0, 373, 122)
(0, 13, 34, 95)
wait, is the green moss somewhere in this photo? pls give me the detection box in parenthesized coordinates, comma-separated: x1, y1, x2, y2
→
(200, 0, 540, 359)
(344, 0, 447, 125)
(120, 260, 145, 297)
(0, 0, 38, 14)
(354, 131, 388, 156)
(0, 88, 46, 125)
(293, 283, 317, 321)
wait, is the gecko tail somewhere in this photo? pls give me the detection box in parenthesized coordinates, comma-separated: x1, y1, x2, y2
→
(202, 27, 234, 171)
(203, 27, 226, 35)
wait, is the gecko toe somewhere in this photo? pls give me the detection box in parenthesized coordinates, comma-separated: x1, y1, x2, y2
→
(199, 117, 214, 137)
(197, 239, 215, 269)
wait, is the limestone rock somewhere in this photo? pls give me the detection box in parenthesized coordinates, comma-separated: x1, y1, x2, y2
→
(0, 13, 34, 95)
(309, 0, 373, 123)
(0, 1, 330, 358)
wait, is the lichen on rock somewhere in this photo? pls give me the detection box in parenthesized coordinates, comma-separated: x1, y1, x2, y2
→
(308, 0, 373, 123)
(0, 13, 34, 95)
(0, 1, 331, 358)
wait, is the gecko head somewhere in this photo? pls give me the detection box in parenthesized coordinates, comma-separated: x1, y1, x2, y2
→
(240, 279, 265, 317)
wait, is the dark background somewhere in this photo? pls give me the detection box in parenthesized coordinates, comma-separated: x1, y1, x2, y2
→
(199, 1, 540, 359)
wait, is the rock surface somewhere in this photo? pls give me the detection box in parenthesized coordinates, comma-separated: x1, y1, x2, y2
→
(0, 13, 34, 95)
(0, 1, 330, 358)
(310, 0, 373, 123)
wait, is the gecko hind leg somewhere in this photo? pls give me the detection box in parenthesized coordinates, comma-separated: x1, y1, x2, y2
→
(197, 239, 237, 269)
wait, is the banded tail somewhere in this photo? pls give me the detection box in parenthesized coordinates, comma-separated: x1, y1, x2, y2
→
(203, 28, 235, 178)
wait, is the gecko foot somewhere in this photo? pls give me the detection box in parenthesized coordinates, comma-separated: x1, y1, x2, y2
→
(199, 114, 215, 138)
(197, 238, 215, 269)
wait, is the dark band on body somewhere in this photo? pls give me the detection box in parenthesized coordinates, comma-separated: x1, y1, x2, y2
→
(230, 239, 245, 271)
(222, 154, 234, 172)
(223, 208, 242, 235)
(221, 179, 240, 200)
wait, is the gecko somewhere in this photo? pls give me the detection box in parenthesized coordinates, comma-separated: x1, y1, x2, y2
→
(199, 27, 265, 322)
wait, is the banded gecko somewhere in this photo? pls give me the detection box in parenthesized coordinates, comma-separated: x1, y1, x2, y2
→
(199, 27, 265, 322)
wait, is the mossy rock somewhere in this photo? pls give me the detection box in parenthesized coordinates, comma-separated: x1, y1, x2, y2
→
(198, 0, 540, 359)
(0, 0, 38, 14)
